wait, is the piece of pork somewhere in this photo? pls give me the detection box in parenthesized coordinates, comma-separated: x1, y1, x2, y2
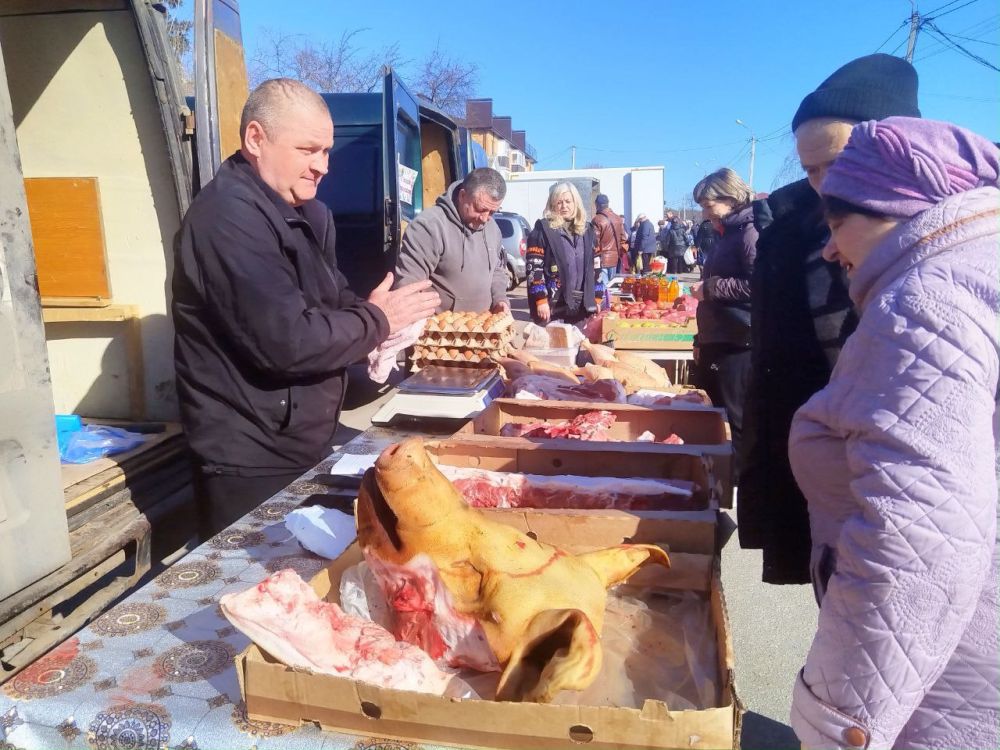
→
(220, 569, 466, 696)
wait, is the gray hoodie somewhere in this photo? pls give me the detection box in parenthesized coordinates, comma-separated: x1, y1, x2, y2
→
(394, 181, 508, 312)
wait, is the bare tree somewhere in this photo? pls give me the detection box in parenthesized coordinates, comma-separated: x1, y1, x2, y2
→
(248, 27, 405, 93)
(412, 43, 478, 117)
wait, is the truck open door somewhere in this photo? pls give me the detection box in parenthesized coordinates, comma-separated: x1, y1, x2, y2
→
(193, 0, 248, 189)
(381, 68, 423, 287)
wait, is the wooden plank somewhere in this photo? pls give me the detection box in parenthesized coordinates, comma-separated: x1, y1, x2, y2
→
(42, 304, 131, 323)
(24, 177, 111, 300)
(0, 515, 151, 685)
(214, 27, 249, 162)
(60, 422, 183, 491)
(41, 296, 111, 308)
(0, 507, 149, 629)
(124, 306, 145, 419)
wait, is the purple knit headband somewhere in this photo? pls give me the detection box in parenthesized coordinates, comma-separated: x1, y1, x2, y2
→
(820, 116, 1000, 219)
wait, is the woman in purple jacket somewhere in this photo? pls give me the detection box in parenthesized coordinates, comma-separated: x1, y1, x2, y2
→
(789, 117, 999, 750)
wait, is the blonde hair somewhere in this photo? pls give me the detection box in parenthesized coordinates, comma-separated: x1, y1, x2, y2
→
(692, 168, 754, 210)
(543, 182, 588, 235)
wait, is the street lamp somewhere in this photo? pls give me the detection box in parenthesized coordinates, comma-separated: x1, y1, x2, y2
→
(735, 119, 757, 190)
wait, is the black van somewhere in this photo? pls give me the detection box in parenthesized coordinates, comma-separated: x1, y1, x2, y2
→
(317, 70, 469, 296)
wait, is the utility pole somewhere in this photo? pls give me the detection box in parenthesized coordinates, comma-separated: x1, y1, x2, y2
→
(736, 119, 757, 190)
(905, 4, 921, 63)
(571, 145, 576, 170)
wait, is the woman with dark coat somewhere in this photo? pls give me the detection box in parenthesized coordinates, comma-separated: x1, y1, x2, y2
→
(525, 181, 599, 324)
(690, 168, 758, 480)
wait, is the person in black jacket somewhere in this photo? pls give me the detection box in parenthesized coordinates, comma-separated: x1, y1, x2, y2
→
(665, 220, 689, 273)
(737, 54, 921, 584)
(525, 181, 598, 324)
(172, 79, 439, 537)
(694, 219, 719, 271)
(690, 168, 758, 480)
(632, 214, 656, 272)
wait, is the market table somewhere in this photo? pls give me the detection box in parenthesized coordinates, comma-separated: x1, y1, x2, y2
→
(0, 424, 455, 750)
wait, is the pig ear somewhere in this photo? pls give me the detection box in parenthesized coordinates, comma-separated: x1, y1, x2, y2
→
(576, 544, 670, 589)
(495, 609, 602, 703)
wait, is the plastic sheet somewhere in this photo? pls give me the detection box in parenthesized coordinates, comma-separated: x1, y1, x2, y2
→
(59, 425, 146, 464)
(338, 563, 718, 709)
(284, 506, 356, 560)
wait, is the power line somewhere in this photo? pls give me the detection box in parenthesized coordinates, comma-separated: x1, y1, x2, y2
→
(947, 30, 1000, 44)
(925, 0, 982, 21)
(875, 19, 910, 52)
(922, 0, 967, 16)
(915, 14, 1000, 60)
(924, 20, 1000, 70)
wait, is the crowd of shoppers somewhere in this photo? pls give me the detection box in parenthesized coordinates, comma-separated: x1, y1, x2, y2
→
(683, 53, 999, 750)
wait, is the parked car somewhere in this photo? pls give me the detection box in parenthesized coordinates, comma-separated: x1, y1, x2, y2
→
(493, 211, 529, 291)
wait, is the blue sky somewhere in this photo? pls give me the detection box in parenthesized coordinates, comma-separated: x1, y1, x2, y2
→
(183, 0, 999, 208)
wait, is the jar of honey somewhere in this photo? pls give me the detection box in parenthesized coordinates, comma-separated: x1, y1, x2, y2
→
(621, 275, 635, 298)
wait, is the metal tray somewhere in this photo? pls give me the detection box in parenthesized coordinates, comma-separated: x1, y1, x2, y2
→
(398, 365, 500, 395)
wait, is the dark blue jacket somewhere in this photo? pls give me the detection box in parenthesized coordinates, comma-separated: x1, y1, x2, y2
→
(172, 153, 389, 474)
(632, 219, 656, 257)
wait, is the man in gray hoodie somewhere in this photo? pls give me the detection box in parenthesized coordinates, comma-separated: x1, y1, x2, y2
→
(394, 168, 510, 313)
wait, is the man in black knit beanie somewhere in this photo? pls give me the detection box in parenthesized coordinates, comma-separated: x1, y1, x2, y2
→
(738, 54, 920, 585)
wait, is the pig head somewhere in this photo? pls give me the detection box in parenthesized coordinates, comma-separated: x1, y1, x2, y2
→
(355, 438, 670, 703)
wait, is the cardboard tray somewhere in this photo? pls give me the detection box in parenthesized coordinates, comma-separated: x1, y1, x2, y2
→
(235, 512, 742, 750)
(432, 428, 732, 511)
(602, 317, 698, 351)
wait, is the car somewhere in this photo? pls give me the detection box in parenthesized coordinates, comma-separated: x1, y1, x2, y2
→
(493, 211, 530, 291)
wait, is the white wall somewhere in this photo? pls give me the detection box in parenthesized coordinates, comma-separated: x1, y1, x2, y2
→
(510, 166, 664, 226)
(1, 10, 183, 421)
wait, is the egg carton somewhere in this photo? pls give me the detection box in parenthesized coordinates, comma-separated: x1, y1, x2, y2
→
(413, 343, 511, 362)
(418, 329, 515, 350)
(424, 311, 515, 335)
(412, 357, 499, 370)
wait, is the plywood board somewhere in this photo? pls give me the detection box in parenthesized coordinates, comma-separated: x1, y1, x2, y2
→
(60, 422, 183, 491)
(214, 28, 248, 159)
(24, 177, 110, 300)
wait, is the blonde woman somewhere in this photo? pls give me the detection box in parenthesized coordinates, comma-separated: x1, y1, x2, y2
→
(690, 167, 758, 480)
(526, 182, 600, 324)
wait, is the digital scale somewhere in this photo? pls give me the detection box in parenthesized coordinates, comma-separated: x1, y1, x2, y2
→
(371, 365, 505, 425)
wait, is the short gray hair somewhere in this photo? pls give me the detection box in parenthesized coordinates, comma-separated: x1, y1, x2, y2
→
(692, 168, 754, 209)
(239, 78, 329, 139)
(461, 167, 506, 201)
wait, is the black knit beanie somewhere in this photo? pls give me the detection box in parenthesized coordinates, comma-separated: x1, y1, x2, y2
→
(792, 54, 921, 132)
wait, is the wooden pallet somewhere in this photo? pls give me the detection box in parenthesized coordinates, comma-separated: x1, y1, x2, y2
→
(0, 505, 151, 684)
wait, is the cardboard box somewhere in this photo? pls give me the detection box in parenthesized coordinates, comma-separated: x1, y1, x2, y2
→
(431, 430, 732, 511)
(454, 399, 732, 499)
(235, 512, 742, 750)
(602, 317, 698, 350)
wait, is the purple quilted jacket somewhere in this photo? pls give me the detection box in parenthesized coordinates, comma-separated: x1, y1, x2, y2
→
(788, 187, 1000, 750)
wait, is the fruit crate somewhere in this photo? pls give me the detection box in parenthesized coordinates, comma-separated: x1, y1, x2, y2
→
(601, 316, 698, 350)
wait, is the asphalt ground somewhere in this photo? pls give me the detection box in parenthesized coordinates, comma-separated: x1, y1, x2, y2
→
(336, 281, 818, 749)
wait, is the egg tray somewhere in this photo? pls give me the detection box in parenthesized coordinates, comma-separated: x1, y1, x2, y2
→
(417, 329, 515, 350)
(413, 343, 511, 363)
(423, 311, 515, 335)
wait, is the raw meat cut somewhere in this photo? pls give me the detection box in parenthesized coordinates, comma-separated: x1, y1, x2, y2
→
(356, 439, 670, 702)
(510, 374, 627, 403)
(437, 465, 698, 511)
(220, 569, 465, 696)
(499, 410, 616, 441)
(627, 389, 712, 407)
(363, 552, 500, 673)
(637, 431, 686, 444)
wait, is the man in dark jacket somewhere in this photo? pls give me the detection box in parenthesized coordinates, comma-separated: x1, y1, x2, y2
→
(172, 79, 439, 537)
(632, 214, 655, 271)
(591, 194, 626, 285)
(665, 220, 689, 273)
(737, 54, 921, 584)
(694, 219, 718, 270)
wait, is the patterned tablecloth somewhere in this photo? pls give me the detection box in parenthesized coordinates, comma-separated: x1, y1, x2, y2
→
(0, 425, 450, 750)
